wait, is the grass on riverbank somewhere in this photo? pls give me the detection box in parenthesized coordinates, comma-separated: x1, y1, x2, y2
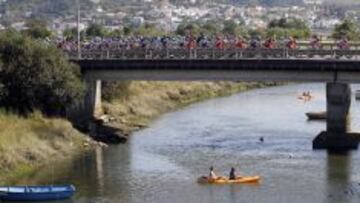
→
(0, 111, 89, 184)
(103, 81, 276, 134)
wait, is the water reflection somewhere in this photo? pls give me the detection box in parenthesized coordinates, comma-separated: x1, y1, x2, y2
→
(95, 147, 105, 195)
(326, 152, 351, 203)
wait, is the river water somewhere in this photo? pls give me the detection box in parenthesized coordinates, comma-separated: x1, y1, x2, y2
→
(16, 84, 360, 203)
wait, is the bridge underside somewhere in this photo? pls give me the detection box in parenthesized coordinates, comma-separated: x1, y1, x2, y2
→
(84, 69, 360, 83)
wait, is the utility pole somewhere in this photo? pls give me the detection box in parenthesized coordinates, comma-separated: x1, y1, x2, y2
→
(76, 0, 81, 59)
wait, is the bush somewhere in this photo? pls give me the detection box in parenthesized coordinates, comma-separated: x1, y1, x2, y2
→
(23, 19, 52, 39)
(266, 18, 310, 39)
(0, 31, 85, 116)
(266, 27, 310, 39)
(268, 18, 308, 30)
(86, 23, 107, 38)
(102, 81, 131, 102)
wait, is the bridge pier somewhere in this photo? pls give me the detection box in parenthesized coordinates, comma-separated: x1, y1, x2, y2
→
(313, 83, 359, 150)
(85, 80, 103, 119)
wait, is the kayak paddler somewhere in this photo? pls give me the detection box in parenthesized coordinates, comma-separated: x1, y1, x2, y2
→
(209, 166, 218, 180)
(229, 167, 236, 180)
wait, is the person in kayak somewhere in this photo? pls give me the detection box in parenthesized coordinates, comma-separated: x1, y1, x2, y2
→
(229, 167, 236, 180)
(209, 166, 218, 180)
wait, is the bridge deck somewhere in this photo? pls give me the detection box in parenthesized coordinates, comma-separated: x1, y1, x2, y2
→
(68, 48, 360, 60)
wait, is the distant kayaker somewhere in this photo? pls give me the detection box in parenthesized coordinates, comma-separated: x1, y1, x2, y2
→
(229, 167, 236, 180)
(209, 166, 218, 180)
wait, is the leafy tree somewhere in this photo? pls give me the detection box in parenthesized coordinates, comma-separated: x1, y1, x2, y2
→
(268, 18, 308, 29)
(248, 29, 266, 38)
(332, 19, 360, 40)
(0, 31, 85, 115)
(223, 20, 238, 35)
(108, 28, 123, 37)
(86, 23, 107, 37)
(201, 21, 221, 35)
(63, 27, 85, 40)
(123, 26, 132, 36)
(23, 19, 52, 39)
(266, 27, 310, 39)
(134, 23, 166, 36)
(267, 18, 310, 39)
(176, 20, 246, 37)
(176, 22, 201, 36)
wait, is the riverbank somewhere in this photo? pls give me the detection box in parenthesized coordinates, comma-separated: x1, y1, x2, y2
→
(0, 111, 93, 184)
(0, 81, 275, 183)
(102, 81, 277, 136)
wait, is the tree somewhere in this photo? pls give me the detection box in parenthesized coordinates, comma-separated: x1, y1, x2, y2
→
(267, 18, 310, 39)
(123, 26, 132, 36)
(108, 28, 123, 37)
(266, 27, 310, 39)
(0, 31, 85, 116)
(134, 23, 166, 36)
(176, 22, 201, 36)
(63, 27, 77, 39)
(86, 23, 107, 38)
(248, 29, 266, 38)
(23, 19, 52, 39)
(268, 18, 308, 29)
(201, 21, 221, 35)
(223, 20, 238, 35)
(332, 19, 360, 40)
(63, 27, 85, 40)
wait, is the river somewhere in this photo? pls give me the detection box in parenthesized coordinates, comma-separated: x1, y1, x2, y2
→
(16, 84, 360, 203)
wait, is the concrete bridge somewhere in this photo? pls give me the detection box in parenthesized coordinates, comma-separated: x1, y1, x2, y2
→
(73, 49, 360, 151)
(69, 48, 360, 60)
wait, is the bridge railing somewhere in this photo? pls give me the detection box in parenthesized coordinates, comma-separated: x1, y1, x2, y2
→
(67, 47, 360, 60)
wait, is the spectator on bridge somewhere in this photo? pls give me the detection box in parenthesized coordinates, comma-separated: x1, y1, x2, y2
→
(186, 35, 197, 50)
(310, 35, 322, 49)
(161, 36, 170, 49)
(197, 34, 210, 48)
(263, 37, 276, 49)
(197, 33, 205, 45)
(337, 36, 350, 50)
(215, 35, 225, 50)
(286, 37, 297, 49)
(235, 36, 247, 49)
(250, 37, 261, 49)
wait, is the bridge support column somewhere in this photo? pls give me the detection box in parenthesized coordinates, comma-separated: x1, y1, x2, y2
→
(313, 83, 359, 150)
(85, 80, 103, 119)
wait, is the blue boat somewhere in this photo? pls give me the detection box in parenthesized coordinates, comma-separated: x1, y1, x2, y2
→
(0, 185, 75, 201)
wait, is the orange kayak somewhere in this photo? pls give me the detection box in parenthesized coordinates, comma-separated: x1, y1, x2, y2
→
(197, 176, 261, 184)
